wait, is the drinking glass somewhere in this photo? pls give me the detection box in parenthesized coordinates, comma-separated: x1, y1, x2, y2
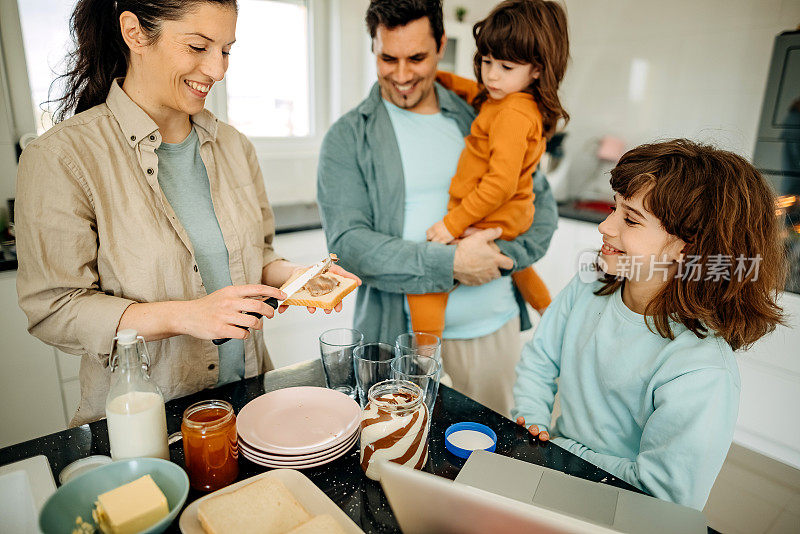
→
(395, 332, 442, 362)
(319, 328, 363, 399)
(353, 343, 396, 407)
(391, 355, 441, 418)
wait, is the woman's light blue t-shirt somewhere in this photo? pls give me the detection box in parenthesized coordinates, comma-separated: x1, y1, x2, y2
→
(383, 99, 518, 339)
(156, 128, 244, 386)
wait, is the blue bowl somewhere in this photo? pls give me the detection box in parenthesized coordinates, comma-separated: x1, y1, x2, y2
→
(39, 458, 189, 534)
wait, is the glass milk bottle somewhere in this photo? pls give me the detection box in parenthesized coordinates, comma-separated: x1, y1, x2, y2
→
(105, 329, 169, 460)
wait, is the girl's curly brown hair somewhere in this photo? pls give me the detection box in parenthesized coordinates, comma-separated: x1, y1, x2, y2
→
(596, 139, 786, 350)
(471, 0, 569, 138)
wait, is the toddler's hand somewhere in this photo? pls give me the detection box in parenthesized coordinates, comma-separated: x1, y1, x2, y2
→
(426, 221, 455, 244)
(515, 416, 550, 442)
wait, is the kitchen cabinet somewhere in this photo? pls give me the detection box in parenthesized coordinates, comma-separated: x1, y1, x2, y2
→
(0, 270, 66, 447)
(535, 217, 603, 297)
(54, 349, 81, 425)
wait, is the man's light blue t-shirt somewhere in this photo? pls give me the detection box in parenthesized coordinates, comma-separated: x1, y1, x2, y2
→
(383, 99, 518, 339)
(156, 128, 244, 386)
(512, 274, 740, 510)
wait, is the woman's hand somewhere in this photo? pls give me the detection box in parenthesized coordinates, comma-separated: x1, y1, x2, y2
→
(515, 416, 550, 442)
(180, 284, 286, 340)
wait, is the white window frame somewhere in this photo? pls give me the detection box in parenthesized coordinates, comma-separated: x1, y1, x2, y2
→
(206, 0, 331, 159)
(0, 0, 37, 152)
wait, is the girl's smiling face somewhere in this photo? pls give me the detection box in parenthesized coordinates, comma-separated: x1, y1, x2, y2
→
(597, 189, 686, 288)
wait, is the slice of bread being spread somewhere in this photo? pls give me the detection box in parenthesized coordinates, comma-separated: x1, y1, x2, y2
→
(281, 272, 357, 310)
(197, 478, 311, 534)
(286, 514, 348, 534)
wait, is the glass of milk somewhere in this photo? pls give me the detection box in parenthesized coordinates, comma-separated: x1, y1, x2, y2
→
(105, 329, 169, 460)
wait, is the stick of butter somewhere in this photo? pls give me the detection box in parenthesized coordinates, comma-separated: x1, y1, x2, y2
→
(92, 475, 168, 534)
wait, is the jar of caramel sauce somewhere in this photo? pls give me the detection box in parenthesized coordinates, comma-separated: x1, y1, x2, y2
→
(181, 400, 238, 491)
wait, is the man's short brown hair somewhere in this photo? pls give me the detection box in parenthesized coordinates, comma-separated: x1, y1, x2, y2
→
(365, 0, 444, 50)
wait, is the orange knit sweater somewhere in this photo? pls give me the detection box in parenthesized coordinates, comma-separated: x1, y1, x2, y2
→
(436, 71, 545, 239)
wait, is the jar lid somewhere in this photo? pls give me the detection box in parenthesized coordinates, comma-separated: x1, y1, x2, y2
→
(58, 455, 113, 485)
(445, 422, 497, 459)
(116, 329, 137, 344)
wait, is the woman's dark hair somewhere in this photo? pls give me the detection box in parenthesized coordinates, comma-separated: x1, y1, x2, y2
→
(52, 0, 237, 122)
(472, 0, 569, 139)
(365, 0, 444, 51)
(595, 139, 786, 351)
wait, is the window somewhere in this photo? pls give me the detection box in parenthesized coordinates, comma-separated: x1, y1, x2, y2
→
(15, 0, 74, 135)
(9, 0, 326, 142)
(224, 0, 310, 137)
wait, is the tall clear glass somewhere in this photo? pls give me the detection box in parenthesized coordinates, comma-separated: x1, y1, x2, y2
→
(395, 332, 442, 362)
(319, 328, 363, 399)
(391, 355, 441, 418)
(353, 343, 395, 408)
(105, 329, 169, 460)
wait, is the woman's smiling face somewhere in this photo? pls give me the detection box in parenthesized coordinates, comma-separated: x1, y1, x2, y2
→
(126, 3, 237, 117)
(597, 189, 685, 285)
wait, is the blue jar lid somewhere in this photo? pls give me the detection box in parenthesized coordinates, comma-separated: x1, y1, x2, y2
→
(445, 422, 497, 459)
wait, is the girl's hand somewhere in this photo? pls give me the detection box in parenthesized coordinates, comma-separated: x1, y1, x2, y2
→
(277, 264, 362, 315)
(515, 416, 550, 442)
(426, 220, 455, 244)
(181, 284, 287, 340)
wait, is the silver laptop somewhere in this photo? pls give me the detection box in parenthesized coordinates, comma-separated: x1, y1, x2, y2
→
(379, 450, 707, 534)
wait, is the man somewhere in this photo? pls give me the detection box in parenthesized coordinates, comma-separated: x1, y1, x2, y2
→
(317, 0, 557, 416)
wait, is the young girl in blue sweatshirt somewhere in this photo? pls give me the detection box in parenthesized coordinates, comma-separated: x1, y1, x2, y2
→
(513, 139, 785, 510)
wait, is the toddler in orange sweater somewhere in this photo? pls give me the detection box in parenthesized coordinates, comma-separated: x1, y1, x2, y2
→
(408, 0, 570, 338)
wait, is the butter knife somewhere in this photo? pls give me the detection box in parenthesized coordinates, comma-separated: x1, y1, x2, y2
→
(213, 255, 334, 345)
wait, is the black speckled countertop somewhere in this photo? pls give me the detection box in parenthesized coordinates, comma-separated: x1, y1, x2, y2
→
(0, 361, 643, 533)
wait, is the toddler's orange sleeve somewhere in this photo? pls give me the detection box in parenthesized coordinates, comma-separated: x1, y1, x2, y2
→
(436, 70, 481, 105)
(443, 108, 535, 238)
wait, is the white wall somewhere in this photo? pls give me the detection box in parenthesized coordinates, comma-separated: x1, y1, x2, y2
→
(558, 0, 800, 199)
(437, 1, 800, 199)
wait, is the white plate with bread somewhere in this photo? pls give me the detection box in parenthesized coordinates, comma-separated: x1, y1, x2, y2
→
(179, 469, 364, 534)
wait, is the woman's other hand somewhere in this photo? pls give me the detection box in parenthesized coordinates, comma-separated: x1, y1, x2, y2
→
(515, 416, 550, 441)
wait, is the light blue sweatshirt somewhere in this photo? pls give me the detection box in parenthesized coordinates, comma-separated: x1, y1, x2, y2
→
(512, 274, 740, 510)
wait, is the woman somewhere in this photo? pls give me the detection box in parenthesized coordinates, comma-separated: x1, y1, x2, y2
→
(15, 0, 356, 426)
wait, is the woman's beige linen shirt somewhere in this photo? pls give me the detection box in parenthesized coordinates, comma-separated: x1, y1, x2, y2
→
(16, 80, 281, 426)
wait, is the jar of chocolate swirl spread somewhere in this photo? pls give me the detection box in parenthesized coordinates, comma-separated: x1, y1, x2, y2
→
(359, 379, 429, 481)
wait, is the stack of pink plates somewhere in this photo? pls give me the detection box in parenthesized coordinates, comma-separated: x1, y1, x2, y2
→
(236, 386, 361, 469)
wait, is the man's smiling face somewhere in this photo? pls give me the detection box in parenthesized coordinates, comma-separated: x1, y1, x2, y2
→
(373, 17, 445, 114)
